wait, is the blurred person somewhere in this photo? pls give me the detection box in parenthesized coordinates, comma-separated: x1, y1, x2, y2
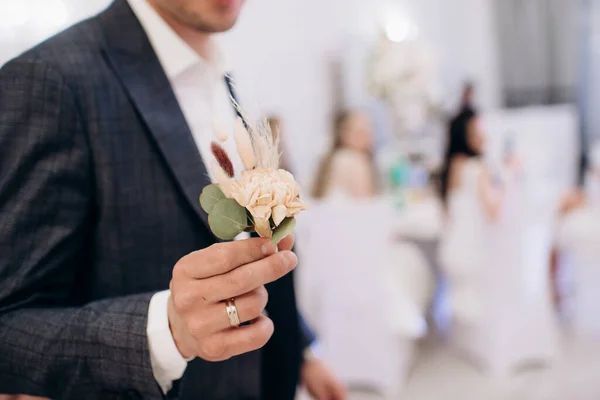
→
(440, 97, 517, 218)
(555, 142, 600, 253)
(555, 142, 600, 250)
(554, 143, 600, 324)
(458, 81, 476, 115)
(587, 144, 600, 202)
(438, 106, 518, 323)
(558, 143, 600, 214)
(441, 109, 502, 220)
(312, 110, 378, 199)
(0, 1, 344, 400)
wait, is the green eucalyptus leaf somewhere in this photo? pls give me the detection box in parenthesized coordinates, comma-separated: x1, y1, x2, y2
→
(208, 198, 249, 240)
(199, 184, 226, 213)
(271, 217, 296, 245)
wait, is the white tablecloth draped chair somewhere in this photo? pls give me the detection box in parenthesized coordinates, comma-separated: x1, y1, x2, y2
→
(393, 196, 444, 241)
(295, 198, 433, 396)
(440, 187, 560, 376)
(384, 241, 434, 337)
(556, 205, 600, 336)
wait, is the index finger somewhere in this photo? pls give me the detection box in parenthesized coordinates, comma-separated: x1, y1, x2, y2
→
(277, 234, 295, 252)
(184, 239, 277, 279)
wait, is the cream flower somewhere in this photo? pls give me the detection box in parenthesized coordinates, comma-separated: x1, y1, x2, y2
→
(228, 168, 307, 238)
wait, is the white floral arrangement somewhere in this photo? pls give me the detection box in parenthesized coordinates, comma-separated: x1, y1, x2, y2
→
(200, 111, 307, 244)
(367, 33, 434, 101)
(366, 33, 439, 135)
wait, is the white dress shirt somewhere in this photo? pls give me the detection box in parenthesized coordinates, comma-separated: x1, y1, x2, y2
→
(127, 0, 248, 394)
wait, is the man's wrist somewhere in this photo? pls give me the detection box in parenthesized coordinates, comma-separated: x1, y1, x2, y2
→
(147, 290, 191, 394)
(167, 294, 195, 359)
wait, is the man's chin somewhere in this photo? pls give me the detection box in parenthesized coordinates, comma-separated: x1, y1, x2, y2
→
(217, 18, 239, 31)
(194, 13, 240, 33)
(196, 21, 238, 33)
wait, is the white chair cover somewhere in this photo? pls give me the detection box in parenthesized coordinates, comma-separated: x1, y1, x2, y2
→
(384, 241, 433, 337)
(295, 197, 431, 396)
(443, 187, 560, 376)
(556, 205, 600, 336)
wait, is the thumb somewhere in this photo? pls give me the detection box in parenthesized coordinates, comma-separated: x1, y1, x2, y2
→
(311, 382, 329, 400)
(277, 234, 295, 252)
(330, 381, 347, 400)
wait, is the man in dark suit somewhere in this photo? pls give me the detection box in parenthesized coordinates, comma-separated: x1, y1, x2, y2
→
(0, 0, 345, 399)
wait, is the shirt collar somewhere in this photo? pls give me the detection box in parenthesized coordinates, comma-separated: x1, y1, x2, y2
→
(127, 0, 225, 79)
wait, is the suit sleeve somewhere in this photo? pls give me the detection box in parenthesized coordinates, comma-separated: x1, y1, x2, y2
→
(0, 59, 162, 399)
(298, 312, 316, 351)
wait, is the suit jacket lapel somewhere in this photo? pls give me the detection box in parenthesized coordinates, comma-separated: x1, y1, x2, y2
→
(97, 0, 213, 231)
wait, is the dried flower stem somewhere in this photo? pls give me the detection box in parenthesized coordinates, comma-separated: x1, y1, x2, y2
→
(229, 93, 280, 170)
(211, 141, 234, 178)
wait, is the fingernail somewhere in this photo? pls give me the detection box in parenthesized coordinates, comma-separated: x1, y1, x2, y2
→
(282, 252, 297, 270)
(262, 242, 276, 255)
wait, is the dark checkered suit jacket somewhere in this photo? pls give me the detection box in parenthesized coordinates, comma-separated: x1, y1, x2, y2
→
(0, 1, 313, 399)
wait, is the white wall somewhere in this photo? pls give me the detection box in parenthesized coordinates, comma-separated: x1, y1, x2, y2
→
(583, 0, 600, 145)
(0, 0, 503, 184)
(221, 0, 502, 183)
(218, 0, 350, 184)
(0, 0, 112, 65)
(409, 0, 501, 110)
(483, 105, 580, 190)
(337, 0, 501, 110)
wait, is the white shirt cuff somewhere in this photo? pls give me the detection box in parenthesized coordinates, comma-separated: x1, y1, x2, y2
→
(310, 340, 322, 358)
(147, 290, 191, 394)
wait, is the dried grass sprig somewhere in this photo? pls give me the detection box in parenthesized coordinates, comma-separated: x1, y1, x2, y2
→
(229, 94, 280, 170)
(210, 141, 234, 177)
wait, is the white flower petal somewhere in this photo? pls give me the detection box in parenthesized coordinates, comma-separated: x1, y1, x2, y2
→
(248, 188, 261, 206)
(272, 205, 287, 226)
(254, 217, 272, 239)
(225, 168, 306, 231)
(256, 193, 272, 206)
(250, 205, 272, 220)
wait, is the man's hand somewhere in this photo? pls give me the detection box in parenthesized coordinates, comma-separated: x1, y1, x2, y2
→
(302, 358, 347, 400)
(276, 234, 295, 252)
(167, 236, 298, 360)
(559, 189, 586, 214)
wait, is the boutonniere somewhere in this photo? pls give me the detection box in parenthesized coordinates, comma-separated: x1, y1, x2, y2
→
(200, 110, 307, 244)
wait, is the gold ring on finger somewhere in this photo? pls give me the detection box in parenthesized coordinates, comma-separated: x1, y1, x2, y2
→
(225, 298, 240, 328)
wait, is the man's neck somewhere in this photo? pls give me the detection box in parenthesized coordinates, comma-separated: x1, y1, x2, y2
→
(147, 1, 214, 62)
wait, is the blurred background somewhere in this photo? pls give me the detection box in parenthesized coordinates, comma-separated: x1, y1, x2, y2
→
(2, 0, 600, 399)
